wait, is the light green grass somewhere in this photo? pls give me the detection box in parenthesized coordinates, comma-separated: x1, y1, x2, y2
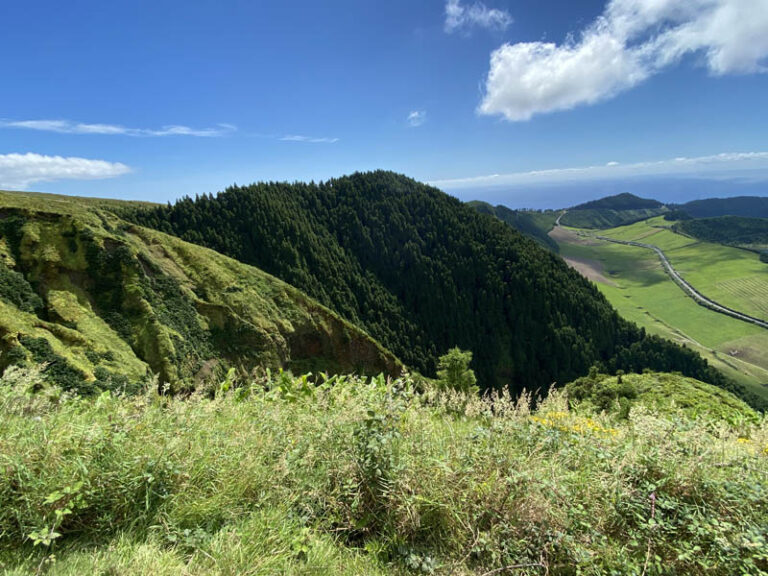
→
(600, 217, 768, 321)
(1, 367, 766, 575)
(556, 231, 768, 402)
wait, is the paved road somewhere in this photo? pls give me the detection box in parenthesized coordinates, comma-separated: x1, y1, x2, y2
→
(595, 235, 768, 330)
(554, 211, 768, 330)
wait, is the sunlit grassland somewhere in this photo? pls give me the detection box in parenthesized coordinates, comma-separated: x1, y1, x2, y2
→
(599, 217, 768, 322)
(555, 231, 768, 402)
(0, 367, 766, 575)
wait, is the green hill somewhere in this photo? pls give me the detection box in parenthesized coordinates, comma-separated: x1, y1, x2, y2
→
(567, 370, 759, 424)
(678, 195, 768, 218)
(560, 192, 667, 228)
(572, 192, 664, 211)
(1, 367, 765, 575)
(468, 201, 559, 252)
(675, 216, 768, 251)
(0, 190, 399, 394)
(121, 171, 732, 397)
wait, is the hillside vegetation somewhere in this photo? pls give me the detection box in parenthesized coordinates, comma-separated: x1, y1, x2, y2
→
(122, 172, 729, 396)
(468, 201, 559, 252)
(1, 366, 766, 575)
(560, 193, 667, 229)
(678, 196, 768, 219)
(675, 216, 768, 251)
(0, 191, 398, 394)
(552, 218, 768, 408)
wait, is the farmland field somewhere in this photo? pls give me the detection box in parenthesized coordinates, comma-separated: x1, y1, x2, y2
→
(599, 217, 768, 321)
(551, 222, 768, 403)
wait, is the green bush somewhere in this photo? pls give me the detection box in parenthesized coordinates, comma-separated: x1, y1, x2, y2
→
(436, 348, 477, 394)
(0, 262, 43, 315)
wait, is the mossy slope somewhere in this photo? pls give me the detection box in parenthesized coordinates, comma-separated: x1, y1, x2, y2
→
(0, 191, 400, 392)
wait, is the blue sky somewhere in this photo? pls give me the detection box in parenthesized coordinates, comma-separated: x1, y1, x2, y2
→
(2, 0, 768, 207)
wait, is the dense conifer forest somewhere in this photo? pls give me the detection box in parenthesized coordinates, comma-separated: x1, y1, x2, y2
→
(675, 216, 768, 249)
(467, 201, 560, 252)
(123, 171, 746, 401)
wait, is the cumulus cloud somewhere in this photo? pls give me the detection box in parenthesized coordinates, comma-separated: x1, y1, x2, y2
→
(445, 0, 512, 33)
(430, 151, 768, 189)
(279, 135, 339, 143)
(408, 110, 427, 127)
(0, 153, 131, 190)
(479, 0, 768, 121)
(0, 119, 237, 137)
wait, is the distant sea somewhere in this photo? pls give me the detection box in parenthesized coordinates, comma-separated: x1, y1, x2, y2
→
(451, 176, 768, 210)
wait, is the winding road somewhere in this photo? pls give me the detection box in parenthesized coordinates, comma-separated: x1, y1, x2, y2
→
(555, 212, 768, 331)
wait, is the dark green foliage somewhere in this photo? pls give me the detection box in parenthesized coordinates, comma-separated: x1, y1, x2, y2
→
(677, 195, 768, 218)
(468, 201, 559, 252)
(136, 258, 215, 374)
(17, 336, 92, 394)
(0, 214, 26, 259)
(123, 171, 741, 402)
(674, 216, 768, 248)
(0, 262, 43, 314)
(561, 193, 667, 229)
(567, 370, 637, 416)
(761, 251, 768, 264)
(0, 215, 42, 314)
(81, 231, 214, 384)
(663, 209, 692, 221)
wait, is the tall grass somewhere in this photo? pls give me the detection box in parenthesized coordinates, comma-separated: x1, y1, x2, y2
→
(0, 367, 766, 575)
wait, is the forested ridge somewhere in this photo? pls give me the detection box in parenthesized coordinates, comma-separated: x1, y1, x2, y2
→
(571, 192, 663, 211)
(677, 196, 768, 218)
(468, 201, 560, 252)
(559, 192, 667, 229)
(123, 171, 743, 400)
(675, 216, 768, 248)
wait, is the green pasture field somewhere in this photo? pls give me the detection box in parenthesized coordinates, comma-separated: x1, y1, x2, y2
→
(599, 217, 768, 321)
(553, 225, 768, 402)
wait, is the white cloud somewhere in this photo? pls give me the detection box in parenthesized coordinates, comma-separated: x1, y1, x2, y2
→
(279, 135, 339, 143)
(0, 119, 237, 137)
(0, 153, 131, 190)
(479, 0, 768, 121)
(408, 110, 427, 127)
(445, 0, 512, 34)
(430, 151, 768, 189)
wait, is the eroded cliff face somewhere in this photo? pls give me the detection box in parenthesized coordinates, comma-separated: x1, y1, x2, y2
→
(0, 202, 400, 394)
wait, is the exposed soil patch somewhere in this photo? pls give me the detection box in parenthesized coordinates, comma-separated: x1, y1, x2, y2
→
(563, 256, 616, 286)
(548, 226, 601, 246)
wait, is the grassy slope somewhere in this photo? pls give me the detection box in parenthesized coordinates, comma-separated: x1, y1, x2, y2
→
(1, 367, 765, 575)
(0, 190, 400, 391)
(568, 371, 759, 424)
(602, 217, 768, 321)
(553, 224, 768, 403)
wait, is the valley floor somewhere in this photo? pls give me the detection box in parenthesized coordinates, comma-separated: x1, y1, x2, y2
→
(551, 219, 768, 404)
